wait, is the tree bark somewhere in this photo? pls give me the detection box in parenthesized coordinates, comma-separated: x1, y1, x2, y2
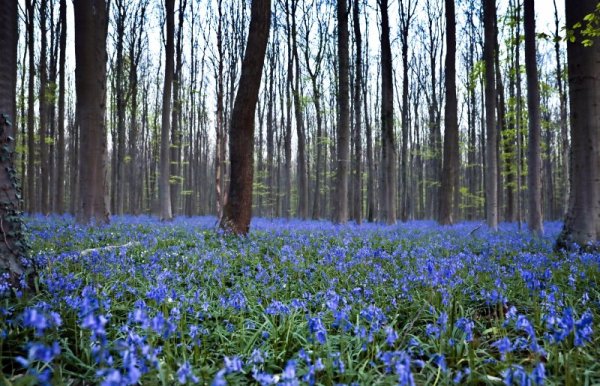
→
(557, 0, 600, 249)
(0, 0, 30, 290)
(55, 0, 66, 214)
(484, 0, 499, 230)
(219, 0, 271, 235)
(524, 0, 543, 234)
(25, 0, 36, 214)
(380, 0, 396, 225)
(334, 0, 350, 224)
(352, 0, 363, 224)
(159, 0, 174, 221)
(439, 0, 459, 225)
(74, 0, 110, 224)
(39, 0, 49, 214)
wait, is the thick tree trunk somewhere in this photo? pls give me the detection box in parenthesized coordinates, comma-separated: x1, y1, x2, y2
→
(439, 0, 459, 225)
(524, 0, 543, 234)
(380, 0, 396, 225)
(74, 0, 110, 224)
(159, 0, 174, 221)
(557, 0, 600, 249)
(220, 0, 270, 235)
(334, 0, 350, 224)
(484, 0, 498, 230)
(0, 0, 30, 290)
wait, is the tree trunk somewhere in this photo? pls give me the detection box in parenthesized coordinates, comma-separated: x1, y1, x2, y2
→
(0, 0, 31, 290)
(334, 0, 350, 224)
(39, 0, 49, 214)
(484, 0, 498, 230)
(159, 0, 174, 221)
(439, 0, 459, 225)
(553, 0, 569, 215)
(220, 0, 270, 234)
(352, 0, 363, 224)
(557, 0, 600, 249)
(170, 0, 186, 215)
(114, 0, 126, 216)
(524, 0, 543, 234)
(74, 0, 110, 224)
(380, 0, 396, 225)
(26, 0, 36, 214)
(55, 0, 66, 214)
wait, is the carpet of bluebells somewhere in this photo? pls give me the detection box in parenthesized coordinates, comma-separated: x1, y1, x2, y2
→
(1, 215, 599, 385)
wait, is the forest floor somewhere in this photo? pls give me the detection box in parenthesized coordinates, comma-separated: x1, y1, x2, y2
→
(1, 215, 599, 385)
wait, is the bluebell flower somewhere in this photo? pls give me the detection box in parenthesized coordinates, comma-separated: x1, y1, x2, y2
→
(492, 337, 512, 361)
(308, 316, 327, 344)
(177, 361, 199, 384)
(574, 309, 593, 347)
(456, 317, 474, 342)
(211, 369, 227, 386)
(532, 363, 545, 385)
(224, 356, 243, 373)
(385, 326, 399, 346)
(280, 360, 299, 386)
(98, 369, 123, 386)
(252, 368, 276, 385)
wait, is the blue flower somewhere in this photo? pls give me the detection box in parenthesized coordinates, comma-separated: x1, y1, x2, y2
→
(224, 356, 243, 373)
(177, 361, 199, 384)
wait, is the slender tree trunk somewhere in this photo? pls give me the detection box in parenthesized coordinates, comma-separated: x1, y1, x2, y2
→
(39, 0, 49, 214)
(557, 0, 600, 249)
(170, 0, 186, 215)
(439, 0, 459, 225)
(524, 0, 543, 234)
(55, 0, 66, 214)
(553, 0, 568, 215)
(380, 0, 396, 225)
(484, 0, 498, 230)
(159, 0, 174, 221)
(334, 0, 350, 224)
(114, 0, 126, 215)
(74, 0, 110, 224)
(352, 0, 363, 223)
(220, 0, 271, 234)
(26, 0, 36, 213)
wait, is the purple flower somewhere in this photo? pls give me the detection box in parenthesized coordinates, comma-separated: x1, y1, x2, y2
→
(308, 316, 327, 344)
(492, 337, 513, 360)
(385, 326, 399, 346)
(224, 356, 243, 373)
(177, 361, 199, 384)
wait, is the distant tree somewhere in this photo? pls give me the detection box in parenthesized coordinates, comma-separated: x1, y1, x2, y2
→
(438, 0, 458, 225)
(524, 0, 543, 234)
(220, 0, 271, 234)
(557, 0, 600, 249)
(484, 0, 499, 230)
(0, 0, 31, 289)
(74, 0, 110, 224)
(159, 0, 174, 221)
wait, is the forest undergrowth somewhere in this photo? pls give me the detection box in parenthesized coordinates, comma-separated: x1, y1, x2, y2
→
(1, 215, 599, 385)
